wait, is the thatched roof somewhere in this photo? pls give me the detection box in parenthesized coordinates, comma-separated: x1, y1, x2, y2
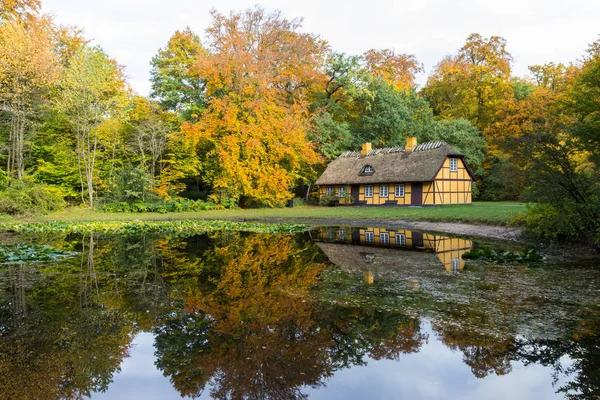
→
(316, 141, 471, 185)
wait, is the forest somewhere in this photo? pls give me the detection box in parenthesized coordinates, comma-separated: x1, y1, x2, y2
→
(0, 0, 599, 244)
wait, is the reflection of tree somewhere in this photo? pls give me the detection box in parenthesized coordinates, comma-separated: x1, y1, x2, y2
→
(433, 322, 514, 378)
(0, 234, 136, 399)
(513, 313, 600, 400)
(153, 232, 426, 400)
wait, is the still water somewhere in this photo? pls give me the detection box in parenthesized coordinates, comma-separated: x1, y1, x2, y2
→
(0, 227, 598, 399)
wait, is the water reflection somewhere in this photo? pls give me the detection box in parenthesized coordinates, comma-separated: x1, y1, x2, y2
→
(314, 226, 472, 273)
(0, 230, 597, 399)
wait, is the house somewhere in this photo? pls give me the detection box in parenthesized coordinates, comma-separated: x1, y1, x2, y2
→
(315, 137, 475, 206)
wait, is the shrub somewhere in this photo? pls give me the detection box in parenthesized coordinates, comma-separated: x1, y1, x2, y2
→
(100, 197, 233, 213)
(0, 181, 66, 215)
(523, 202, 600, 245)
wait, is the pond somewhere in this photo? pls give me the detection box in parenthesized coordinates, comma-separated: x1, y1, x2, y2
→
(0, 225, 598, 399)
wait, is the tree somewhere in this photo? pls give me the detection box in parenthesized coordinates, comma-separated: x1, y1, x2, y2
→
(0, 0, 40, 22)
(0, 16, 59, 180)
(422, 33, 513, 130)
(150, 27, 206, 122)
(57, 45, 127, 206)
(362, 48, 422, 91)
(181, 7, 326, 206)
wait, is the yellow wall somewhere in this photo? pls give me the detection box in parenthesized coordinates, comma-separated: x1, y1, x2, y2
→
(358, 183, 412, 205)
(426, 157, 472, 205)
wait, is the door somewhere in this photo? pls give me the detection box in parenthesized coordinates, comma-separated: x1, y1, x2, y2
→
(351, 185, 360, 204)
(411, 182, 422, 205)
(412, 232, 424, 248)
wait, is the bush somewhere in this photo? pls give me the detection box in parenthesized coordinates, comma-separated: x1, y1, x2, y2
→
(0, 181, 66, 215)
(524, 202, 600, 245)
(100, 197, 233, 213)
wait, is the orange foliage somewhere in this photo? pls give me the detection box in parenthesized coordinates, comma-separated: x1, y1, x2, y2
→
(362, 48, 422, 91)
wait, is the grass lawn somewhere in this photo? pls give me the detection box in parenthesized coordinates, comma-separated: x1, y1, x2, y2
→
(15, 202, 526, 226)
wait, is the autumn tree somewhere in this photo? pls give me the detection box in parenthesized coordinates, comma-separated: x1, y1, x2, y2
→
(422, 33, 513, 130)
(0, 16, 59, 180)
(174, 7, 326, 206)
(362, 48, 422, 91)
(0, 0, 41, 22)
(150, 27, 206, 122)
(56, 45, 127, 206)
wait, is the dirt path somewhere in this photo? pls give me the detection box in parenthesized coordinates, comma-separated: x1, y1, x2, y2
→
(230, 216, 522, 242)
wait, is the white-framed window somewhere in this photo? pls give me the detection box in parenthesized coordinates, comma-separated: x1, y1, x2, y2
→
(395, 184, 405, 197)
(338, 230, 346, 241)
(365, 185, 374, 198)
(365, 231, 374, 244)
(326, 186, 334, 196)
(380, 184, 388, 197)
(338, 186, 347, 198)
(380, 232, 390, 245)
(363, 165, 374, 173)
(450, 158, 458, 172)
(396, 233, 406, 247)
(327, 230, 335, 240)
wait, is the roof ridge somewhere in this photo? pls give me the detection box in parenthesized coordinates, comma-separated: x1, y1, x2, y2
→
(338, 141, 448, 158)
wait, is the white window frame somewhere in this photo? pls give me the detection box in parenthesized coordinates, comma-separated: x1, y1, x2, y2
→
(338, 186, 347, 198)
(363, 165, 374, 173)
(327, 230, 335, 240)
(396, 233, 406, 247)
(380, 232, 390, 245)
(450, 158, 458, 172)
(380, 184, 388, 197)
(395, 184, 405, 198)
(326, 186, 334, 196)
(365, 185, 374, 198)
(365, 231, 374, 244)
(338, 229, 346, 241)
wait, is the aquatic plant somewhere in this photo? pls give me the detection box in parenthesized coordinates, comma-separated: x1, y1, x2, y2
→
(0, 243, 78, 264)
(0, 220, 310, 237)
(462, 246, 542, 263)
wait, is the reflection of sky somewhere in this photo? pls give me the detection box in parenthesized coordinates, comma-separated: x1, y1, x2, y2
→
(92, 322, 565, 400)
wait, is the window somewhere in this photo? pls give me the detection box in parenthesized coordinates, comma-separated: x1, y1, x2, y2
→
(380, 184, 388, 197)
(380, 232, 390, 245)
(396, 234, 406, 247)
(365, 185, 374, 198)
(327, 230, 335, 240)
(326, 186, 334, 196)
(450, 158, 458, 172)
(395, 184, 405, 197)
(363, 165, 374, 173)
(338, 186, 347, 198)
(338, 230, 346, 241)
(365, 231, 374, 244)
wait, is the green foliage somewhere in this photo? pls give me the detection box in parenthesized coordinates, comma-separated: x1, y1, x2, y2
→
(308, 111, 352, 161)
(0, 243, 77, 263)
(523, 202, 600, 245)
(3, 219, 311, 237)
(101, 198, 226, 213)
(462, 245, 542, 263)
(104, 165, 154, 203)
(0, 181, 66, 215)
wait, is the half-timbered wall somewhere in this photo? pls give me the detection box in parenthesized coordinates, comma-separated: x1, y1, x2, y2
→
(423, 157, 472, 205)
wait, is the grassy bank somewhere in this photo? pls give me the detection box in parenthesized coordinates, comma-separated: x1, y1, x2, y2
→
(10, 202, 525, 226)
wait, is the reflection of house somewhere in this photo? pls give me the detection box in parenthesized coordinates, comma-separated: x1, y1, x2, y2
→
(315, 137, 475, 206)
(315, 227, 472, 275)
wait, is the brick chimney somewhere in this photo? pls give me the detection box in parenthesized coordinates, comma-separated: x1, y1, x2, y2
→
(361, 142, 372, 156)
(405, 137, 417, 151)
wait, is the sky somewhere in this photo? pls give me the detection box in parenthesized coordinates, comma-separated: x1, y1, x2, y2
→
(42, 0, 600, 96)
